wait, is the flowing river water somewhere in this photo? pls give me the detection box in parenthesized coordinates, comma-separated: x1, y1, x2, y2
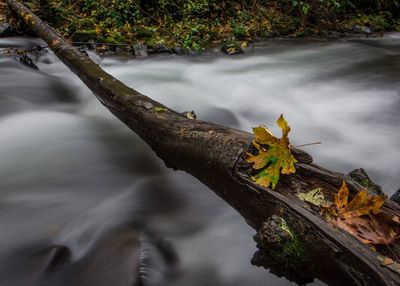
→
(0, 34, 399, 286)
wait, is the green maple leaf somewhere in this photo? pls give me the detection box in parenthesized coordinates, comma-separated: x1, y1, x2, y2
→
(246, 114, 297, 189)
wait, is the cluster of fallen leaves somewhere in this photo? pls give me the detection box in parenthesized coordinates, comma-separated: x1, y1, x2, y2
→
(324, 182, 400, 246)
(298, 182, 400, 270)
(246, 114, 297, 189)
(297, 181, 400, 247)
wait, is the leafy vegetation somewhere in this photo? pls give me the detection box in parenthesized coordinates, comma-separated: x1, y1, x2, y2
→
(21, 0, 400, 51)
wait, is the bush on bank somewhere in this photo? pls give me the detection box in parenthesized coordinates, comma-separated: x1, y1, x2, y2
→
(21, 0, 400, 51)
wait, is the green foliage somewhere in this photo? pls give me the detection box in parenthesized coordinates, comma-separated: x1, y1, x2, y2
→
(340, 13, 395, 32)
(290, 0, 310, 19)
(71, 30, 98, 42)
(183, 0, 210, 16)
(180, 21, 211, 51)
(30, 0, 399, 51)
(231, 21, 248, 40)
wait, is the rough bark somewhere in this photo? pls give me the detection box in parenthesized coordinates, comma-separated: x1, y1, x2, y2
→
(7, 0, 400, 285)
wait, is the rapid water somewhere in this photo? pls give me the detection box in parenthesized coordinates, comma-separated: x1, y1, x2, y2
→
(0, 34, 399, 286)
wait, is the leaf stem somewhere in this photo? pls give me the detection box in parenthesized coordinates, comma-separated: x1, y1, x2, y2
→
(295, 141, 322, 148)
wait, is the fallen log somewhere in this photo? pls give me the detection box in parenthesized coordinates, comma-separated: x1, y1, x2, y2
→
(7, 0, 400, 285)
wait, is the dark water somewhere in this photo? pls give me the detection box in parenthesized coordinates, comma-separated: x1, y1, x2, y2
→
(0, 34, 399, 286)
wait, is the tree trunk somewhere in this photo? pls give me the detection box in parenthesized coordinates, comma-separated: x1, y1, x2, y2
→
(7, 0, 400, 285)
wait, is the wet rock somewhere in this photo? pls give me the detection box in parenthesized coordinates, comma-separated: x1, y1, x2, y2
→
(17, 54, 39, 70)
(172, 46, 186, 55)
(352, 25, 372, 34)
(100, 50, 115, 57)
(148, 44, 172, 54)
(87, 39, 97, 50)
(321, 30, 343, 39)
(0, 23, 11, 37)
(115, 46, 131, 56)
(38, 224, 178, 286)
(77, 45, 89, 55)
(133, 43, 148, 58)
(63, 225, 144, 286)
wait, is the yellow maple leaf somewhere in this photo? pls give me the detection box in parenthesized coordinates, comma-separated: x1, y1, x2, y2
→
(335, 181, 385, 219)
(246, 114, 297, 189)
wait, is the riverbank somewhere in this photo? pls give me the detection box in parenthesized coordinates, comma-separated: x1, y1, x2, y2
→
(1, 0, 399, 56)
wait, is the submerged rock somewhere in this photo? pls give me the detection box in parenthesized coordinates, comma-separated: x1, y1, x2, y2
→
(0, 225, 179, 286)
(53, 225, 144, 286)
(0, 22, 11, 37)
(17, 54, 39, 70)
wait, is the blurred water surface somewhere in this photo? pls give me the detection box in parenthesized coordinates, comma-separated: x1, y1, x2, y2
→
(0, 34, 399, 286)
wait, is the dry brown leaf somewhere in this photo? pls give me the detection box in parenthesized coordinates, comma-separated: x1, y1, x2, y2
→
(333, 215, 398, 245)
(328, 181, 399, 246)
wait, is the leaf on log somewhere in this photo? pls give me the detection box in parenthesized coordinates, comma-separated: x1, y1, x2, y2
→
(246, 114, 297, 189)
(333, 215, 398, 245)
(327, 182, 399, 246)
(297, 188, 325, 206)
(336, 181, 385, 219)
